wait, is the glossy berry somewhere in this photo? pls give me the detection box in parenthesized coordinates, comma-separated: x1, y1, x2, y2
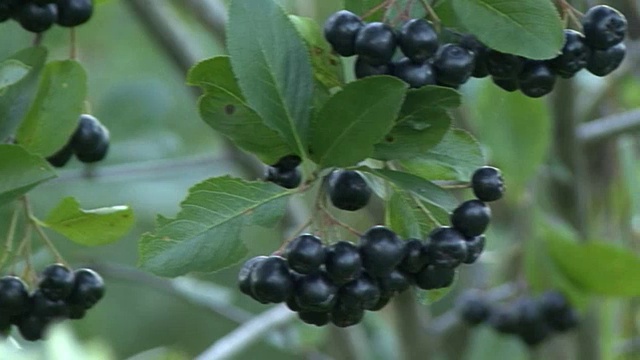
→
(471, 166, 505, 202)
(489, 306, 520, 334)
(265, 166, 302, 189)
(38, 264, 75, 301)
(331, 301, 364, 327)
(271, 155, 301, 172)
(358, 226, 406, 276)
(354, 57, 391, 78)
(324, 241, 362, 285)
(414, 265, 455, 290)
(0, 276, 30, 316)
(485, 50, 524, 79)
(425, 227, 467, 268)
(15, 3, 57, 33)
(462, 235, 485, 265)
(399, 239, 429, 274)
(46, 143, 73, 168)
(514, 298, 552, 346)
(548, 307, 579, 332)
(249, 256, 293, 303)
(392, 57, 436, 88)
(293, 272, 337, 311)
(377, 269, 411, 295)
(432, 44, 475, 87)
(492, 77, 518, 92)
(71, 115, 109, 163)
(298, 311, 330, 326)
(451, 200, 491, 238)
(284, 234, 325, 274)
(354, 22, 397, 66)
(582, 5, 627, 50)
(327, 170, 372, 211)
(518, 61, 556, 98)
(457, 290, 490, 325)
(460, 35, 489, 78)
(0, 315, 10, 336)
(238, 256, 268, 297)
(397, 19, 438, 63)
(587, 42, 626, 77)
(32, 290, 70, 319)
(56, 0, 92, 27)
(549, 30, 591, 78)
(323, 10, 364, 57)
(540, 291, 579, 332)
(0, 0, 20, 22)
(67, 268, 105, 309)
(16, 315, 47, 341)
(68, 304, 86, 320)
(339, 273, 381, 310)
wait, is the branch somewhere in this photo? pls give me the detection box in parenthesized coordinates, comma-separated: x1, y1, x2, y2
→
(576, 109, 640, 144)
(178, 0, 228, 46)
(195, 304, 297, 360)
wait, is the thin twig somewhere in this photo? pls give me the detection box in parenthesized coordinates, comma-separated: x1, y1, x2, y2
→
(0, 208, 20, 269)
(69, 28, 77, 60)
(21, 197, 67, 265)
(178, 0, 227, 46)
(577, 109, 640, 145)
(418, 0, 441, 30)
(362, 0, 393, 20)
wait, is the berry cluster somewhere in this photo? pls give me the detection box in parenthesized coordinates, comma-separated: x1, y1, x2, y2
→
(47, 114, 110, 168)
(265, 155, 303, 189)
(323, 5, 627, 98)
(0, 264, 105, 341)
(0, 0, 94, 33)
(457, 290, 579, 347)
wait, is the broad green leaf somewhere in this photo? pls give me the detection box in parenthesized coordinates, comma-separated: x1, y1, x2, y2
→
(42, 197, 134, 246)
(289, 15, 343, 90)
(345, 0, 385, 21)
(452, 0, 563, 59)
(0, 144, 56, 206)
(0, 46, 47, 140)
(187, 57, 292, 164)
(309, 76, 407, 167)
(16, 60, 87, 157)
(139, 176, 292, 277)
(386, 190, 439, 239)
(0, 60, 30, 92)
(227, 0, 314, 155)
(358, 167, 457, 211)
(400, 129, 484, 181)
(373, 86, 459, 160)
(471, 81, 551, 197)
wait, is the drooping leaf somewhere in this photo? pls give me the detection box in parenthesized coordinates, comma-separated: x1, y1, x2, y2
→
(16, 60, 87, 157)
(386, 190, 439, 239)
(0, 144, 56, 206)
(187, 57, 292, 164)
(400, 129, 485, 181)
(42, 197, 134, 246)
(452, 0, 564, 59)
(139, 176, 293, 277)
(0, 60, 30, 93)
(309, 76, 407, 168)
(227, 0, 314, 155)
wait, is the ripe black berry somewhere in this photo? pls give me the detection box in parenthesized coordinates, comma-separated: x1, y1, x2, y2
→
(249, 256, 293, 303)
(582, 5, 627, 50)
(457, 290, 490, 325)
(323, 10, 364, 57)
(327, 170, 372, 211)
(271, 155, 301, 172)
(331, 301, 364, 327)
(339, 273, 381, 310)
(284, 234, 325, 274)
(462, 235, 485, 265)
(16, 314, 47, 341)
(399, 238, 429, 274)
(548, 308, 579, 332)
(489, 306, 519, 334)
(471, 166, 505, 202)
(293, 272, 337, 311)
(586, 42, 626, 77)
(358, 226, 406, 276)
(459, 35, 489, 78)
(354, 57, 391, 78)
(324, 241, 362, 285)
(432, 44, 475, 87)
(46, 143, 73, 168)
(518, 61, 556, 98)
(354, 22, 397, 66)
(68, 304, 86, 320)
(377, 269, 411, 295)
(0, 276, 30, 316)
(414, 265, 455, 290)
(485, 50, 524, 79)
(397, 19, 438, 63)
(265, 166, 302, 189)
(539, 290, 579, 332)
(238, 256, 268, 297)
(0, 315, 10, 335)
(56, 0, 92, 27)
(549, 30, 591, 78)
(0, 0, 20, 22)
(71, 115, 110, 163)
(15, 3, 57, 33)
(514, 298, 551, 346)
(298, 311, 330, 326)
(451, 200, 491, 238)
(425, 227, 467, 268)
(369, 294, 392, 311)
(392, 57, 436, 88)
(32, 290, 70, 319)
(492, 77, 518, 92)
(38, 264, 75, 301)
(67, 268, 105, 309)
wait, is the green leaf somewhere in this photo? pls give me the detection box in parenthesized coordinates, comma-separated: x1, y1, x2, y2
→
(471, 80, 551, 197)
(0, 144, 56, 206)
(373, 86, 459, 160)
(358, 167, 457, 212)
(386, 190, 439, 239)
(42, 197, 134, 246)
(139, 176, 292, 277)
(345, 0, 385, 21)
(451, 0, 563, 59)
(187, 57, 292, 164)
(289, 15, 344, 90)
(400, 129, 485, 181)
(0, 46, 47, 140)
(309, 76, 407, 167)
(16, 60, 87, 157)
(227, 0, 314, 155)
(0, 60, 30, 93)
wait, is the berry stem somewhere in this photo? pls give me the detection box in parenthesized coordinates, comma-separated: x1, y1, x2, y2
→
(69, 28, 77, 60)
(32, 33, 43, 46)
(276, 217, 313, 253)
(20, 196, 68, 266)
(361, 0, 393, 20)
(418, 0, 441, 31)
(318, 202, 363, 237)
(0, 207, 20, 270)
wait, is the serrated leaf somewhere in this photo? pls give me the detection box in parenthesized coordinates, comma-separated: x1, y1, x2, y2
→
(289, 15, 343, 90)
(309, 76, 407, 167)
(452, 0, 563, 59)
(187, 57, 292, 164)
(400, 129, 485, 181)
(386, 190, 439, 239)
(0, 46, 47, 140)
(0, 59, 30, 92)
(139, 176, 292, 277)
(42, 197, 134, 246)
(374, 86, 459, 160)
(227, 0, 313, 155)
(16, 60, 87, 157)
(358, 167, 457, 212)
(0, 144, 56, 206)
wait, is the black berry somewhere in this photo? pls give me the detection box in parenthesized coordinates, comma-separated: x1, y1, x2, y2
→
(450, 200, 491, 238)
(16, 314, 47, 341)
(432, 44, 475, 87)
(67, 268, 105, 309)
(462, 235, 486, 265)
(339, 273, 381, 310)
(489, 306, 520, 334)
(323, 10, 364, 57)
(238, 256, 268, 298)
(327, 170, 372, 211)
(56, 0, 92, 27)
(549, 30, 591, 78)
(514, 298, 552, 347)
(15, 3, 57, 33)
(46, 143, 74, 168)
(518, 61, 556, 98)
(38, 263, 75, 301)
(354, 22, 397, 66)
(425, 227, 467, 268)
(582, 5, 627, 50)
(398, 238, 429, 274)
(293, 272, 337, 311)
(298, 311, 330, 326)
(271, 155, 301, 172)
(397, 19, 438, 63)
(586, 42, 626, 77)
(265, 166, 302, 189)
(414, 265, 455, 290)
(377, 269, 411, 295)
(71, 114, 110, 163)
(249, 256, 293, 303)
(485, 50, 524, 79)
(369, 294, 392, 311)
(354, 57, 391, 79)
(324, 241, 362, 285)
(358, 226, 406, 276)
(0, 276, 30, 316)
(471, 166, 505, 202)
(492, 77, 519, 92)
(32, 290, 70, 319)
(457, 290, 490, 326)
(284, 234, 325, 274)
(331, 301, 364, 327)
(392, 57, 436, 88)
(460, 35, 489, 78)
(0, 0, 20, 22)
